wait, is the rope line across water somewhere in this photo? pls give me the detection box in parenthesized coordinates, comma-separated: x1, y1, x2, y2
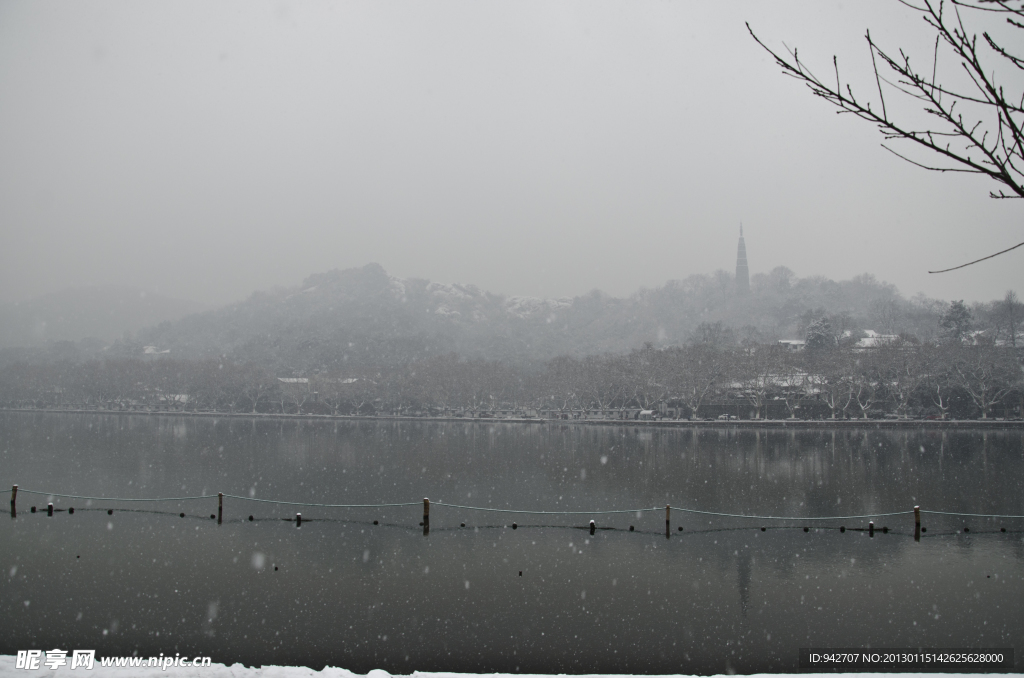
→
(10, 489, 1023, 521)
(672, 507, 915, 521)
(17, 489, 217, 502)
(434, 502, 660, 515)
(921, 509, 1024, 519)
(223, 494, 420, 509)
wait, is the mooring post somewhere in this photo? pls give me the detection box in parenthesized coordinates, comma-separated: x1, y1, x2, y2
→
(423, 497, 430, 535)
(218, 492, 223, 525)
(10, 484, 16, 518)
(914, 505, 921, 542)
(665, 504, 671, 538)
(869, 520, 874, 537)
(296, 512, 301, 527)
(47, 502, 53, 517)
(589, 519, 595, 535)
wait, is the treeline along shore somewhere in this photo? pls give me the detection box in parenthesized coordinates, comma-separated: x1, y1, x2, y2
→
(3, 337, 1021, 422)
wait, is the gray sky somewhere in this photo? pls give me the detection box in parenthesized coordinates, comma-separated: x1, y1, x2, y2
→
(1, 0, 1021, 306)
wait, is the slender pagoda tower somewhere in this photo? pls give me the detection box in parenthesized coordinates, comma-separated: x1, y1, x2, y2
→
(735, 223, 750, 294)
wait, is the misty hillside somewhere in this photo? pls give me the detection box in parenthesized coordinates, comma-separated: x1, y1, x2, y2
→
(0, 286, 206, 350)
(116, 263, 946, 373)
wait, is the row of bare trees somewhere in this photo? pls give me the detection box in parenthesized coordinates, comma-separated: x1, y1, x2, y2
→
(1, 338, 1020, 420)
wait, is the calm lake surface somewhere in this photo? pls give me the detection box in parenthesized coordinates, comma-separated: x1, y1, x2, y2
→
(2, 412, 1023, 674)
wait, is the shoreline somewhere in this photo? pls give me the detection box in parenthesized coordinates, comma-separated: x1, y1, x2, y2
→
(2, 407, 1022, 429)
(0, 657, 1009, 678)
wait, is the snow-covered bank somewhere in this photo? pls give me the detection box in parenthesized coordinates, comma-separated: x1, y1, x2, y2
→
(0, 658, 360, 677)
(0, 659, 1015, 678)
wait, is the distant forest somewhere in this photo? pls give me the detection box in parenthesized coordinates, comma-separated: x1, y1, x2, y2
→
(1, 264, 1021, 420)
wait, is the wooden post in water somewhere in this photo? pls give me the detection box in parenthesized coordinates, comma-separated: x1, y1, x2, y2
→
(589, 519, 595, 535)
(914, 505, 921, 542)
(10, 485, 16, 518)
(423, 498, 430, 535)
(47, 502, 53, 517)
(296, 512, 301, 526)
(868, 520, 874, 537)
(218, 493, 223, 525)
(665, 504, 671, 538)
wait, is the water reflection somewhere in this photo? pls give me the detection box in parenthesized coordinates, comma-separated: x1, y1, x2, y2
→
(1, 413, 1022, 673)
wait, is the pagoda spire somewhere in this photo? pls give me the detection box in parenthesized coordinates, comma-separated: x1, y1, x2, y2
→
(736, 223, 750, 294)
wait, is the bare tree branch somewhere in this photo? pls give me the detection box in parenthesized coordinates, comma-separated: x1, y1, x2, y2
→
(747, 1, 1023, 271)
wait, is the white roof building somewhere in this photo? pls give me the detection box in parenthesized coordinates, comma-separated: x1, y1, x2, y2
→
(855, 330, 898, 349)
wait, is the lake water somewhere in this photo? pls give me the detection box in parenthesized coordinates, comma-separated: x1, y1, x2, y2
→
(2, 413, 1023, 674)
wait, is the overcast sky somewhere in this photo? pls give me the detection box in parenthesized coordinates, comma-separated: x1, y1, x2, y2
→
(1, 0, 1021, 307)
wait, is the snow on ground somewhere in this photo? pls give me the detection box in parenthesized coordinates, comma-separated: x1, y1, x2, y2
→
(0, 660, 1013, 678)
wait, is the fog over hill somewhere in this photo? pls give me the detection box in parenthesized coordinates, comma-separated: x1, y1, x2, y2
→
(0, 286, 206, 350)
(89, 263, 947, 373)
(0, 263, 964, 372)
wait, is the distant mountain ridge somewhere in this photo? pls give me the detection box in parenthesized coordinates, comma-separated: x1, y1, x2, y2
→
(125, 263, 938, 372)
(135, 264, 589, 369)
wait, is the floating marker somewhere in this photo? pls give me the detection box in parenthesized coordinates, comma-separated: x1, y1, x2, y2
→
(460, 522, 466, 528)
(512, 522, 518, 530)
(803, 527, 808, 532)
(760, 526, 765, 531)
(107, 509, 113, 515)
(31, 506, 36, 513)
(68, 507, 74, 515)
(373, 520, 378, 525)
(629, 525, 634, 531)
(180, 513, 185, 518)
(248, 515, 254, 522)
(840, 526, 845, 533)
